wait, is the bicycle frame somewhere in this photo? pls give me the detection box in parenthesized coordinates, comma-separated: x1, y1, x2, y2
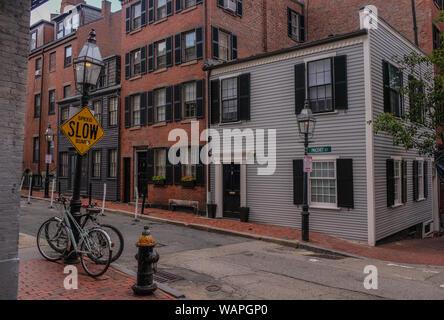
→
(62, 208, 98, 255)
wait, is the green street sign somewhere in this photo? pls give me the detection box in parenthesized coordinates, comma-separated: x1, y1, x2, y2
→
(308, 146, 332, 154)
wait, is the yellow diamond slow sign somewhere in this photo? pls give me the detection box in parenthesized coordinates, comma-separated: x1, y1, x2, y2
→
(60, 106, 104, 156)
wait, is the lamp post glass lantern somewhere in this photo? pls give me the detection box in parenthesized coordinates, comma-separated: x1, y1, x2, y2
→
(43, 124, 54, 198)
(297, 100, 316, 242)
(65, 29, 103, 264)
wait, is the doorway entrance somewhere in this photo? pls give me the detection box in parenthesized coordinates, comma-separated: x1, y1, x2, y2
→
(223, 163, 241, 218)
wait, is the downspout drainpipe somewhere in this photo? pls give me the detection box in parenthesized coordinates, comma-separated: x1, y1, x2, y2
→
(204, 0, 210, 209)
(412, 0, 419, 46)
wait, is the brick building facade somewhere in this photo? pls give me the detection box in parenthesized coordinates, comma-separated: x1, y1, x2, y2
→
(23, 0, 121, 197)
(119, 0, 303, 211)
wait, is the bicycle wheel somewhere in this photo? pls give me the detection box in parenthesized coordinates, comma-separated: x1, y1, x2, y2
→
(100, 224, 124, 263)
(36, 218, 69, 262)
(80, 228, 112, 277)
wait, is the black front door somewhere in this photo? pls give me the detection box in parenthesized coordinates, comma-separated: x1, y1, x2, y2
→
(123, 157, 131, 203)
(137, 151, 148, 196)
(223, 163, 241, 218)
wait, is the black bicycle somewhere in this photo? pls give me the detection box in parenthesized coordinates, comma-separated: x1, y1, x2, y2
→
(80, 202, 124, 263)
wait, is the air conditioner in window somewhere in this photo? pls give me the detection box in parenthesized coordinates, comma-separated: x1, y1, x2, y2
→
(226, 0, 236, 12)
(35, 70, 41, 76)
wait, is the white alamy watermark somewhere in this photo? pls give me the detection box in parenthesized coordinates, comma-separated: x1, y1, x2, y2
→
(168, 121, 277, 175)
(363, 265, 378, 290)
(64, 265, 78, 290)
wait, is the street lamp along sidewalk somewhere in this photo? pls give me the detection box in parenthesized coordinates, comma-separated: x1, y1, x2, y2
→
(62, 29, 104, 264)
(297, 100, 316, 242)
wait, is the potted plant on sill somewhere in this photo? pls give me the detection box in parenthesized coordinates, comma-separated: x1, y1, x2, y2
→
(181, 175, 196, 188)
(152, 175, 166, 186)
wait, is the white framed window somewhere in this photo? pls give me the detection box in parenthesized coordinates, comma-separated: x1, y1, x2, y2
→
(290, 10, 300, 40)
(308, 58, 333, 113)
(92, 150, 101, 177)
(221, 77, 238, 122)
(393, 159, 402, 205)
(156, 0, 167, 20)
(93, 100, 102, 124)
(309, 160, 337, 208)
(155, 40, 167, 69)
(60, 152, 68, 177)
(30, 30, 37, 50)
(219, 30, 231, 61)
(225, 0, 236, 11)
(132, 2, 142, 30)
(182, 30, 196, 62)
(184, 0, 196, 9)
(181, 146, 197, 177)
(108, 149, 118, 178)
(155, 88, 166, 122)
(418, 159, 424, 200)
(109, 97, 118, 126)
(154, 149, 166, 177)
(183, 82, 197, 119)
(131, 94, 141, 126)
(61, 107, 69, 124)
(131, 49, 142, 76)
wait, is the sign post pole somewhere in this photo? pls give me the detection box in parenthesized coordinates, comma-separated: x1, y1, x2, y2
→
(100, 183, 107, 216)
(134, 187, 139, 222)
(49, 178, 55, 208)
(27, 175, 32, 204)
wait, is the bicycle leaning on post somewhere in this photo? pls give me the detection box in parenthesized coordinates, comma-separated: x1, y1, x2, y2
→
(36, 196, 113, 277)
(81, 202, 124, 263)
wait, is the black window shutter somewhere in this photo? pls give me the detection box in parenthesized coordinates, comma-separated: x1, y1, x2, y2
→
(398, 71, 404, 117)
(232, 34, 238, 60)
(196, 27, 203, 60)
(294, 63, 306, 115)
(125, 52, 130, 79)
(236, 0, 242, 17)
(211, 79, 220, 124)
(217, 0, 224, 8)
(165, 86, 173, 122)
(141, 0, 147, 26)
(148, 43, 154, 72)
(212, 26, 219, 59)
(175, 0, 182, 13)
(125, 6, 131, 33)
(148, 0, 154, 23)
(413, 160, 418, 201)
(196, 146, 205, 186)
(383, 61, 391, 113)
(196, 79, 204, 119)
(174, 83, 182, 121)
(147, 90, 154, 125)
(140, 46, 147, 74)
(167, 0, 173, 16)
(174, 33, 182, 65)
(402, 160, 407, 203)
(124, 96, 130, 128)
(293, 159, 303, 205)
(238, 73, 250, 121)
(147, 148, 154, 183)
(424, 161, 428, 198)
(337, 159, 354, 208)
(334, 55, 348, 110)
(173, 147, 182, 184)
(140, 92, 147, 126)
(165, 148, 173, 185)
(386, 159, 395, 207)
(299, 14, 305, 42)
(166, 36, 173, 67)
(287, 9, 292, 38)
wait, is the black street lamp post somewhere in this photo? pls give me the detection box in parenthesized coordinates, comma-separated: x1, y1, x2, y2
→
(297, 100, 316, 242)
(44, 124, 54, 198)
(64, 29, 104, 264)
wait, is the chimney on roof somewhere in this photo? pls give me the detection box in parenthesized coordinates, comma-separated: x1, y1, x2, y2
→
(60, 0, 86, 14)
(101, 0, 112, 18)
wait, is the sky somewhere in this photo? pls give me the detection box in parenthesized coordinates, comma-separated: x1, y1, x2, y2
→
(30, 0, 122, 25)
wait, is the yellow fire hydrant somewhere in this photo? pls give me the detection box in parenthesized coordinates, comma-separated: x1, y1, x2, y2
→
(132, 226, 159, 296)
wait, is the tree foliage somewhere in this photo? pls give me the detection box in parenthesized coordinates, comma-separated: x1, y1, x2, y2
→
(371, 13, 444, 159)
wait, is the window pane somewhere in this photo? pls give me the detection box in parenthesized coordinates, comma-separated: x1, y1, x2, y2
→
(310, 161, 336, 205)
(155, 149, 166, 177)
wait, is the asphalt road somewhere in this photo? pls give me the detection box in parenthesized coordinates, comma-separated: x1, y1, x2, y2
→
(19, 199, 444, 300)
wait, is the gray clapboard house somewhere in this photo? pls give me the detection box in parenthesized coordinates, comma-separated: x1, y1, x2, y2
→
(205, 8, 439, 245)
(57, 55, 121, 201)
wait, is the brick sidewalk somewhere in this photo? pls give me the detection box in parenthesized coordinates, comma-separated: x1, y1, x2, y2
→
(19, 259, 175, 300)
(23, 190, 444, 267)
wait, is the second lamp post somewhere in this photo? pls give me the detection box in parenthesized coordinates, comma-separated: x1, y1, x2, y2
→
(297, 100, 316, 242)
